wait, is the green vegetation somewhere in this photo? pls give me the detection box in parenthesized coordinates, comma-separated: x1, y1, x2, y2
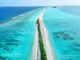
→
(36, 18, 47, 60)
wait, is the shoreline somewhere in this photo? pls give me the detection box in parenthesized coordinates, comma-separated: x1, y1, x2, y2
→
(30, 25, 40, 60)
(31, 10, 55, 60)
(30, 12, 41, 60)
(38, 11, 55, 60)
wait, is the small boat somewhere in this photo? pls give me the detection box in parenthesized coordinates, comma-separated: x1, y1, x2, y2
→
(53, 6, 57, 8)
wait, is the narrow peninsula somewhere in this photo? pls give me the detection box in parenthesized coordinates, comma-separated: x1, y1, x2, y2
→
(36, 18, 47, 60)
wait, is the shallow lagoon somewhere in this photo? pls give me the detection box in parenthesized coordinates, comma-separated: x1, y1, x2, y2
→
(43, 7, 80, 60)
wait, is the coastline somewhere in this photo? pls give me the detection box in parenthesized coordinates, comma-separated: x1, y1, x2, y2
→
(38, 11, 55, 60)
(31, 10, 55, 60)
(30, 13, 41, 60)
(30, 25, 40, 60)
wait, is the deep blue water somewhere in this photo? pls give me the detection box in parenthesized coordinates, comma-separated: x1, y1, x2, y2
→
(0, 7, 41, 23)
(43, 6, 80, 60)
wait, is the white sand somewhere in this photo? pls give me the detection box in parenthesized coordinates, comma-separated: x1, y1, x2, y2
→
(38, 11, 55, 60)
(30, 15, 41, 60)
(31, 10, 55, 60)
(30, 25, 40, 60)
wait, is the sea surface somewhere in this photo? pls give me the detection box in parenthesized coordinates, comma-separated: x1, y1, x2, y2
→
(0, 7, 43, 60)
(43, 6, 80, 60)
(0, 7, 42, 23)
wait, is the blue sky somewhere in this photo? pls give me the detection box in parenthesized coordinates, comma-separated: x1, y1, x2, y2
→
(0, 0, 80, 6)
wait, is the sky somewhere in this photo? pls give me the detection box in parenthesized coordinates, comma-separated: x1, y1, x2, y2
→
(0, 0, 80, 6)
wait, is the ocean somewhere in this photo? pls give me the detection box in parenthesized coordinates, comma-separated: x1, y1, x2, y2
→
(0, 7, 43, 60)
(43, 6, 80, 60)
(0, 7, 42, 23)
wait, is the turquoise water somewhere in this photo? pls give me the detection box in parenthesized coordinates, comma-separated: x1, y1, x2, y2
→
(58, 6, 80, 16)
(43, 7, 80, 60)
(0, 8, 42, 60)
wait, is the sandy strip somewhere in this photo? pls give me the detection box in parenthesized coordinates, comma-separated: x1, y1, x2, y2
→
(31, 10, 55, 60)
(38, 11, 55, 60)
(30, 14, 41, 60)
(30, 25, 40, 60)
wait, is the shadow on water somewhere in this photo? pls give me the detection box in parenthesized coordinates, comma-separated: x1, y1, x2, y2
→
(53, 30, 80, 52)
(0, 30, 22, 60)
(53, 31, 75, 40)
